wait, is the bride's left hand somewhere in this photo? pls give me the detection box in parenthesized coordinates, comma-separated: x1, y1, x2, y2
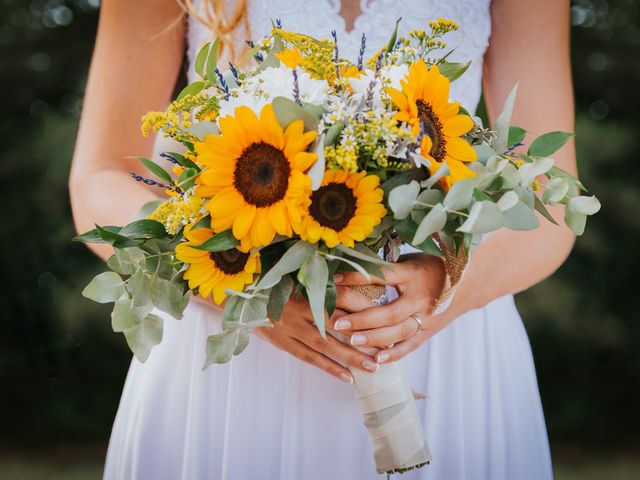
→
(333, 252, 448, 364)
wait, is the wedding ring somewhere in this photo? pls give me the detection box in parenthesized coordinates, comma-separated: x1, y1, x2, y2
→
(410, 313, 423, 335)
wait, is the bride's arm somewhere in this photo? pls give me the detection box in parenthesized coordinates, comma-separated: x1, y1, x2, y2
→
(69, 0, 185, 261)
(333, 0, 577, 361)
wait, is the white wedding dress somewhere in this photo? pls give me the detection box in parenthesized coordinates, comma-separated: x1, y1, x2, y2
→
(103, 1, 554, 479)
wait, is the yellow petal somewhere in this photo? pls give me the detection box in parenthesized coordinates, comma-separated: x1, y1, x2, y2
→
(232, 204, 257, 239)
(446, 137, 478, 162)
(443, 114, 474, 137)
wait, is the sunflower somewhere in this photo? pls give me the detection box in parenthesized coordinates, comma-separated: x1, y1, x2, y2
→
(387, 59, 477, 167)
(420, 137, 476, 191)
(298, 169, 386, 248)
(175, 226, 260, 305)
(195, 104, 317, 251)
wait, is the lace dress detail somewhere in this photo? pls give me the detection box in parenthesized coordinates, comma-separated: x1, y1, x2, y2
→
(187, 0, 491, 113)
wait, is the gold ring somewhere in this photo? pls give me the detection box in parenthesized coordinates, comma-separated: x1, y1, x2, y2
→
(410, 314, 423, 335)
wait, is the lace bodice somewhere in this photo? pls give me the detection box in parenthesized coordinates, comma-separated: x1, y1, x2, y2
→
(187, 0, 492, 113)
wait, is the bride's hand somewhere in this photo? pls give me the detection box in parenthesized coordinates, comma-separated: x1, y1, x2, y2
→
(254, 288, 379, 383)
(333, 253, 447, 364)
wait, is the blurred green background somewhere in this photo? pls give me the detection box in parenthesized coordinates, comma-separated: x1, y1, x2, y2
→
(0, 0, 638, 478)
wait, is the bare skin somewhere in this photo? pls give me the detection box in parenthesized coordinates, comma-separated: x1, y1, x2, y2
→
(70, 0, 576, 384)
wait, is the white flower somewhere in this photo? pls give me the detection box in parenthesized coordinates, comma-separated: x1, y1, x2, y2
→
(347, 64, 409, 109)
(218, 66, 331, 119)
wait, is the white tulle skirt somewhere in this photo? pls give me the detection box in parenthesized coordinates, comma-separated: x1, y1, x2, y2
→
(103, 288, 553, 480)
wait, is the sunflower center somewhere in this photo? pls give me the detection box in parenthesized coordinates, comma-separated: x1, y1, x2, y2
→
(209, 249, 250, 275)
(416, 100, 446, 161)
(234, 142, 291, 207)
(309, 183, 357, 231)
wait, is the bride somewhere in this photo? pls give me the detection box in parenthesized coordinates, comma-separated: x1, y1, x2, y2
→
(69, 0, 575, 478)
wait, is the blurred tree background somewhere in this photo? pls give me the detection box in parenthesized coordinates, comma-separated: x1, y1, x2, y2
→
(0, 0, 638, 477)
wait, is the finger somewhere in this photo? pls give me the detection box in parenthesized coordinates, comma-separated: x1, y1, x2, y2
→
(284, 336, 355, 384)
(296, 323, 380, 373)
(335, 286, 376, 313)
(375, 332, 425, 364)
(349, 317, 421, 348)
(333, 297, 416, 331)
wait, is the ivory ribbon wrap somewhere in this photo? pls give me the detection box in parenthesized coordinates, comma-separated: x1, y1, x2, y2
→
(334, 284, 432, 475)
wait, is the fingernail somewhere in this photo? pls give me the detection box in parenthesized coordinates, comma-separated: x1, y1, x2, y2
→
(362, 359, 379, 372)
(334, 319, 351, 331)
(377, 352, 390, 364)
(334, 273, 344, 283)
(339, 372, 353, 384)
(350, 334, 367, 346)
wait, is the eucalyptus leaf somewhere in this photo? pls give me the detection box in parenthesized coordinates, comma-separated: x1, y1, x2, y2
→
(150, 277, 189, 320)
(256, 241, 315, 290)
(501, 201, 540, 231)
(438, 61, 471, 82)
(205, 37, 221, 82)
(492, 83, 518, 154)
(124, 313, 163, 363)
(323, 253, 371, 282)
(567, 195, 601, 215)
(95, 225, 141, 248)
(82, 272, 125, 304)
(458, 201, 503, 233)
(255, 35, 284, 73)
(421, 162, 450, 189)
(518, 157, 555, 186)
(443, 178, 479, 211)
(473, 142, 496, 164)
(324, 121, 345, 146)
(267, 275, 294, 321)
(299, 254, 329, 337)
(388, 181, 420, 219)
(194, 42, 211, 77)
(176, 81, 205, 102)
(309, 134, 326, 190)
(73, 225, 121, 244)
(542, 177, 570, 205)
(507, 126, 527, 148)
(386, 17, 402, 53)
(192, 229, 240, 252)
(272, 96, 319, 131)
(107, 247, 145, 275)
(534, 196, 559, 225)
(412, 203, 447, 244)
(119, 219, 169, 239)
(496, 191, 520, 212)
(203, 329, 242, 367)
(336, 244, 390, 266)
(528, 131, 573, 157)
(111, 295, 141, 333)
(564, 208, 587, 236)
(127, 268, 152, 307)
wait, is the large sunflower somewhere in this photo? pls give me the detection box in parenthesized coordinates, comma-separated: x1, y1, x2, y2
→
(298, 169, 386, 248)
(175, 226, 260, 305)
(387, 59, 477, 167)
(195, 104, 317, 251)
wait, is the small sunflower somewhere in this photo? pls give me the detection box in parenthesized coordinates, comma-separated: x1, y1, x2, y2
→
(195, 104, 317, 251)
(387, 59, 477, 166)
(298, 170, 386, 248)
(420, 137, 476, 191)
(175, 226, 260, 305)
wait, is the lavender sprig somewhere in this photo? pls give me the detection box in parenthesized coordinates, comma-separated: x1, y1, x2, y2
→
(130, 171, 169, 189)
(275, 18, 283, 29)
(160, 152, 180, 164)
(292, 69, 302, 106)
(357, 33, 366, 71)
(214, 67, 229, 99)
(228, 62, 240, 82)
(331, 29, 340, 79)
(365, 52, 385, 109)
(246, 40, 264, 63)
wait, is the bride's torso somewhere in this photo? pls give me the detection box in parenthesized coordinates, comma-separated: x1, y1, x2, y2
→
(186, 0, 492, 113)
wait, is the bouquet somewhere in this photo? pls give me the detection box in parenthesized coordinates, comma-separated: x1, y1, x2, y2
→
(75, 18, 600, 476)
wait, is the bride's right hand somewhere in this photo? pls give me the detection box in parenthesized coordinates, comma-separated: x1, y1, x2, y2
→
(254, 287, 379, 384)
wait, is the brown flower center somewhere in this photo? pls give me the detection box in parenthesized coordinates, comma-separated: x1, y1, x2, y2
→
(309, 182, 357, 232)
(209, 249, 250, 275)
(416, 100, 446, 161)
(234, 142, 291, 207)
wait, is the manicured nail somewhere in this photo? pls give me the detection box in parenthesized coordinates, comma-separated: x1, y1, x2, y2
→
(362, 359, 379, 372)
(377, 352, 390, 364)
(339, 372, 353, 384)
(350, 334, 367, 346)
(334, 319, 351, 331)
(334, 273, 344, 283)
